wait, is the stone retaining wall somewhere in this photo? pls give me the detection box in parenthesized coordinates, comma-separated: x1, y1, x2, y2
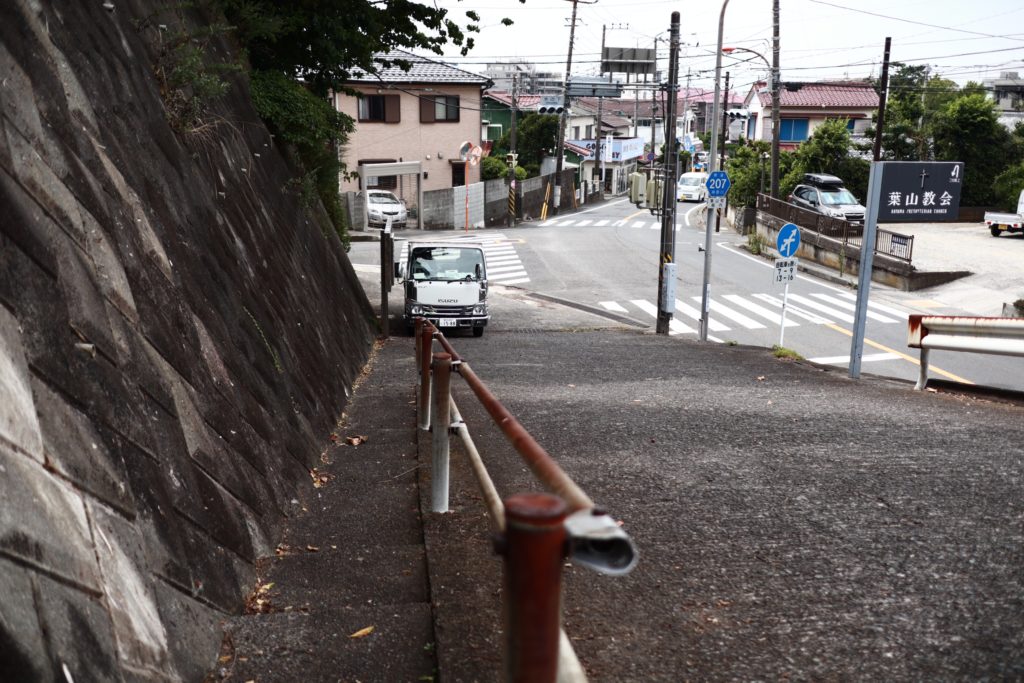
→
(0, 2, 375, 680)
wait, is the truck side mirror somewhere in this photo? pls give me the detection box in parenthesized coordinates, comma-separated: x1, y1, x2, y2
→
(394, 262, 404, 281)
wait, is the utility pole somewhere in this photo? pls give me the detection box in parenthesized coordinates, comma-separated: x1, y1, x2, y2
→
(552, 0, 595, 215)
(681, 70, 692, 171)
(770, 0, 781, 198)
(656, 11, 681, 335)
(597, 24, 607, 198)
(507, 73, 518, 227)
(650, 37, 659, 168)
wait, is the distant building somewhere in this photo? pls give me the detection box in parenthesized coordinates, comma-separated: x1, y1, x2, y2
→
(983, 71, 1024, 130)
(743, 80, 879, 150)
(483, 61, 563, 96)
(333, 49, 490, 193)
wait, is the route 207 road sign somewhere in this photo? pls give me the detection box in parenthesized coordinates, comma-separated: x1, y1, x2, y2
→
(776, 222, 801, 258)
(705, 170, 731, 197)
(706, 196, 727, 209)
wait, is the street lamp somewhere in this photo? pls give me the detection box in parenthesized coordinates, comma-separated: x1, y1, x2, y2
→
(721, 45, 780, 200)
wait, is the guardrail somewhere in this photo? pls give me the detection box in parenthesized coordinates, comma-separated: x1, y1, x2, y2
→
(415, 318, 637, 682)
(756, 194, 914, 262)
(907, 314, 1024, 390)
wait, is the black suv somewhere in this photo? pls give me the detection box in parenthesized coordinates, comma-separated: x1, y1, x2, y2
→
(788, 173, 866, 225)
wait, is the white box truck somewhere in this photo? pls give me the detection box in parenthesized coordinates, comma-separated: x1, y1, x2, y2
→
(395, 241, 490, 336)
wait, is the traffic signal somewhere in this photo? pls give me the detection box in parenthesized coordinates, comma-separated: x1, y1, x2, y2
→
(506, 153, 519, 166)
(538, 96, 566, 115)
(726, 109, 748, 120)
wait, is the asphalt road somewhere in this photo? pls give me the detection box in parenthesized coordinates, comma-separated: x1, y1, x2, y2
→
(351, 202, 1024, 393)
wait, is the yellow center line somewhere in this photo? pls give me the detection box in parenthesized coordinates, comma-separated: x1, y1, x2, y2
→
(823, 323, 974, 384)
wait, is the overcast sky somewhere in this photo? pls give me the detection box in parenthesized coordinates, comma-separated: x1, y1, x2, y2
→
(431, 0, 1024, 94)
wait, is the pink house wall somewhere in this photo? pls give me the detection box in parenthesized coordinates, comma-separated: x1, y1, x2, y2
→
(334, 84, 483, 194)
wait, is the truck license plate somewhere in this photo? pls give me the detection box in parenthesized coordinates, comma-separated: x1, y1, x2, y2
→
(438, 318, 457, 327)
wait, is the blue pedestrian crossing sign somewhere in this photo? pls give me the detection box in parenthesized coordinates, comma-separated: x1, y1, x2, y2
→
(705, 171, 731, 198)
(776, 222, 801, 257)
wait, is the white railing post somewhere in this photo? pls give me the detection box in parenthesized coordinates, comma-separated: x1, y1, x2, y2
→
(431, 352, 452, 513)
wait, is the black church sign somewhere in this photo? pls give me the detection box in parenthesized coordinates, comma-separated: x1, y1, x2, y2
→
(876, 161, 964, 222)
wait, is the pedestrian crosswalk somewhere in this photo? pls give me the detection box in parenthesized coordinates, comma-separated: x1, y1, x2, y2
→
(399, 233, 529, 285)
(540, 217, 678, 231)
(597, 291, 908, 336)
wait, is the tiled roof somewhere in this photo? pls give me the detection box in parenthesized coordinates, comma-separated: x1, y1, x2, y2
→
(756, 81, 879, 108)
(347, 49, 489, 85)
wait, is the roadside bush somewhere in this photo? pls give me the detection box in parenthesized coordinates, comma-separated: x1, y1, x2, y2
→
(250, 70, 354, 248)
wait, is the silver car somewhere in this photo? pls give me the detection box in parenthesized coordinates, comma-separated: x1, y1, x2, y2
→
(364, 190, 408, 228)
(788, 174, 866, 225)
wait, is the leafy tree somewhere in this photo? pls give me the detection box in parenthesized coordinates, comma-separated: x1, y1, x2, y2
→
(495, 113, 559, 177)
(212, 0, 512, 97)
(779, 118, 870, 199)
(994, 162, 1024, 211)
(931, 93, 1012, 205)
(868, 64, 959, 161)
(725, 140, 771, 208)
(481, 155, 526, 181)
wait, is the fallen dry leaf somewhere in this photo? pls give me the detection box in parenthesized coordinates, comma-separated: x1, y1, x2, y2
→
(275, 544, 291, 556)
(306, 545, 320, 552)
(349, 625, 375, 639)
(756, 376, 766, 381)
(346, 435, 369, 446)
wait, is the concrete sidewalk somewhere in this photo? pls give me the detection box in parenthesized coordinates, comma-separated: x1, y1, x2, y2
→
(215, 322, 1024, 681)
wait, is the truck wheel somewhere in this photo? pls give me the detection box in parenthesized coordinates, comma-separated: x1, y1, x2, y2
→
(473, 327, 484, 338)
(990, 226, 1001, 237)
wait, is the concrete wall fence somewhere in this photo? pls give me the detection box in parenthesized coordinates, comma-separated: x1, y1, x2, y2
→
(347, 169, 580, 231)
(0, 3, 375, 681)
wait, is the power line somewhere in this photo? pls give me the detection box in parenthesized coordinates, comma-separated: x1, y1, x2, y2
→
(806, 0, 1024, 43)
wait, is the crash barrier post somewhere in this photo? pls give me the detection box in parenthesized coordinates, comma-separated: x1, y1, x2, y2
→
(413, 319, 637, 682)
(431, 352, 453, 513)
(908, 314, 1024, 390)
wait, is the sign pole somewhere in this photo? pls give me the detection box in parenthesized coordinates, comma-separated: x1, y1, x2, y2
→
(849, 161, 884, 379)
(779, 279, 789, 347)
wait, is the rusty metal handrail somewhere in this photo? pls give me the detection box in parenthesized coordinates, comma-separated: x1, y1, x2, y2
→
(413, 318, 636, 683)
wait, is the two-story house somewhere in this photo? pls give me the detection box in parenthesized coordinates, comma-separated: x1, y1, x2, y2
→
(742, 80, 879, 150)
(333, 49, 490, 194)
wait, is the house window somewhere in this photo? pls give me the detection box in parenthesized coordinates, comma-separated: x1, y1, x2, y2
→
(585, 124, 593, 138)
(779, 118, 809, 142)
(421, 95, 460, 122)
(573, 126, 580, 138)
(358, 95, 400, 123)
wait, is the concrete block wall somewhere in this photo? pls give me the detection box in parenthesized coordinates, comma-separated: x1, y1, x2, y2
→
(421, 187, 455, 229)
(0, 2, 375, 680)
(484, 178, 511, 226)
(452, 183, 485, 230)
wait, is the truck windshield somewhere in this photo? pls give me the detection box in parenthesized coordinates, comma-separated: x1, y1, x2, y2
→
(411, 247, 485, 282)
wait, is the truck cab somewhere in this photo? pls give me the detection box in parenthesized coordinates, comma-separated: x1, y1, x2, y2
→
(395, 242, 490, 336)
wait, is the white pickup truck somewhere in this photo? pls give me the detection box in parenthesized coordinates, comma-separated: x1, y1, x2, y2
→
(395, 241, 490, 336)
(984, 189, 1024, 237)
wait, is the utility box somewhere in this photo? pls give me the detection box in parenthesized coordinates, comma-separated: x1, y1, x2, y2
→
(629, 172, 647, 205)
(646, 177, 663, 209)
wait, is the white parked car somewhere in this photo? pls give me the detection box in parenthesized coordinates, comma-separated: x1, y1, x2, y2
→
(363, 190, 408, 228)
(677, 172, 708, 202)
